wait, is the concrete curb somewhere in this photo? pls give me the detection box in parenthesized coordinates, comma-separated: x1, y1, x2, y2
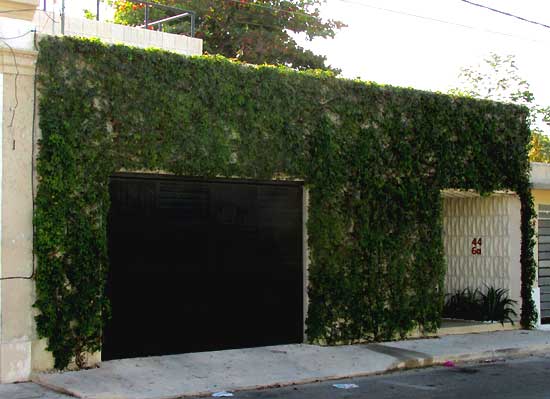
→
(213, 345, 550, 398)
(191, 345, 550, 399)
(32, 342, 550, 399)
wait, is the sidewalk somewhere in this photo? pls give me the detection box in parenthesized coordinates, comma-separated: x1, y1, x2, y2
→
(12, 330, 550, 399)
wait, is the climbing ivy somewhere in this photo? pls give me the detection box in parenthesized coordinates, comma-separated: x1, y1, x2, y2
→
(35, 36, 536, 369)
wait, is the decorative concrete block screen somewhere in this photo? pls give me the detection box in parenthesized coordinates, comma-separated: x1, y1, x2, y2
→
(443, 193, 522, 316)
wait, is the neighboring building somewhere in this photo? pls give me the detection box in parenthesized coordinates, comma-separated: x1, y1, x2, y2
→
(0, 0, 202, 382)
(529, 162, 550, 327)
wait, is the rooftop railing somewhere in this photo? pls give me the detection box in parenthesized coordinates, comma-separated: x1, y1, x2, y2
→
(41, 0, 196, 37)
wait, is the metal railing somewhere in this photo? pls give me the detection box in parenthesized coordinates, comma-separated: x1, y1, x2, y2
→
(41, 0, 196, 37)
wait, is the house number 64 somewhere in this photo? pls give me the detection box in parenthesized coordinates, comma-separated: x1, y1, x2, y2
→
(471, 238, 482, 255)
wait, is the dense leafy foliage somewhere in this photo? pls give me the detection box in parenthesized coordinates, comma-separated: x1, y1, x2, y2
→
(111, 0, 344, 71)
(35, 36, 536, 369)
(443, 286, 517, 325)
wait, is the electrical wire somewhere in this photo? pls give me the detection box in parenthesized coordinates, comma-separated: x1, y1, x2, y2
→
(147, 0, 550, 44)
(0, 32, 34, 130)
(166, 0, 550, 44)
(37, 9, 59, 24)
(336, 0, 550, 45)
(126, 0, 550, 45)
(0, 38, 20, 130)
(459, 0, 550, 30)
(233, 19, 284, 29)
(224, 0, 319, 20)
(139, 0, 320, 20)
(0, 31, 38, 281)
(0, 30, 35, 41)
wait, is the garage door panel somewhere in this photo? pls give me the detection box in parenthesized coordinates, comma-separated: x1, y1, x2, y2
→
(104, 176, 303, 360)
(110, 231, 210, 273)
(212, 183, 258, 226)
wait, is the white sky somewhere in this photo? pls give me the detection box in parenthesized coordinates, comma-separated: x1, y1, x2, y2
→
(56, 0, 550, 129)
(295, 0, 550, 104)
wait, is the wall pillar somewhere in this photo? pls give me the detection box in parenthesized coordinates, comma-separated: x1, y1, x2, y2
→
(0, 46, 44, 382)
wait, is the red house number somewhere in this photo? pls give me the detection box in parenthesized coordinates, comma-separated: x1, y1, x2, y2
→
(471, 238, 482, 255)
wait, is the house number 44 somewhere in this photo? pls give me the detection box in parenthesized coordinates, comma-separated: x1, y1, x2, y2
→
(471, 238, 482, 255)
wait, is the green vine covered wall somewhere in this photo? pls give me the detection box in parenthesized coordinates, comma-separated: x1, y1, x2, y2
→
(35, 36, 536, 369)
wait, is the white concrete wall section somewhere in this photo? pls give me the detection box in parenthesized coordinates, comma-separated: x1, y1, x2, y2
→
(531, 162, 550, 189)
(33, 11, 203, 56)
(0, 47, 36, 382)
(443, 194, 522, 317)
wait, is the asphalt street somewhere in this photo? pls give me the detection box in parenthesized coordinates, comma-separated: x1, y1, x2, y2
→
(221, 354, 550, 399)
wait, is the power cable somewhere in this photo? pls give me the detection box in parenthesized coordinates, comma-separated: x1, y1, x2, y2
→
(0, 38, 20, 131)
(224, 0, 319, 20)
(459, 0, 550, 30)
(0, 30, 34, 137)
(0, 30, 35, 40)
(336, 0, 550, 45)
(141, 0, 320, 20)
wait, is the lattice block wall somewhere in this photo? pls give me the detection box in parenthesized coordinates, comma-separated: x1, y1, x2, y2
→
(443, 195, 520, 304)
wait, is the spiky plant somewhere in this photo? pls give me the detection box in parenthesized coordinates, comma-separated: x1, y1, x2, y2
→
(443, 288, 481, 320)
(479, 286, 517, 325)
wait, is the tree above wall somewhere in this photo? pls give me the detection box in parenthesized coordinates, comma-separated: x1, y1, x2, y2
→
(111, 0, 345, 71)
(449, 53, 550, 162)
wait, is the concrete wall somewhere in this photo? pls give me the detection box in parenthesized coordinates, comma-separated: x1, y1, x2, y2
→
(443, 192, 522, 318)
(0, 48, 37, 383)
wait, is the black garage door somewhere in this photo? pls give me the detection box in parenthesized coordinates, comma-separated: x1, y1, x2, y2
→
(103, 174, 304, 360)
